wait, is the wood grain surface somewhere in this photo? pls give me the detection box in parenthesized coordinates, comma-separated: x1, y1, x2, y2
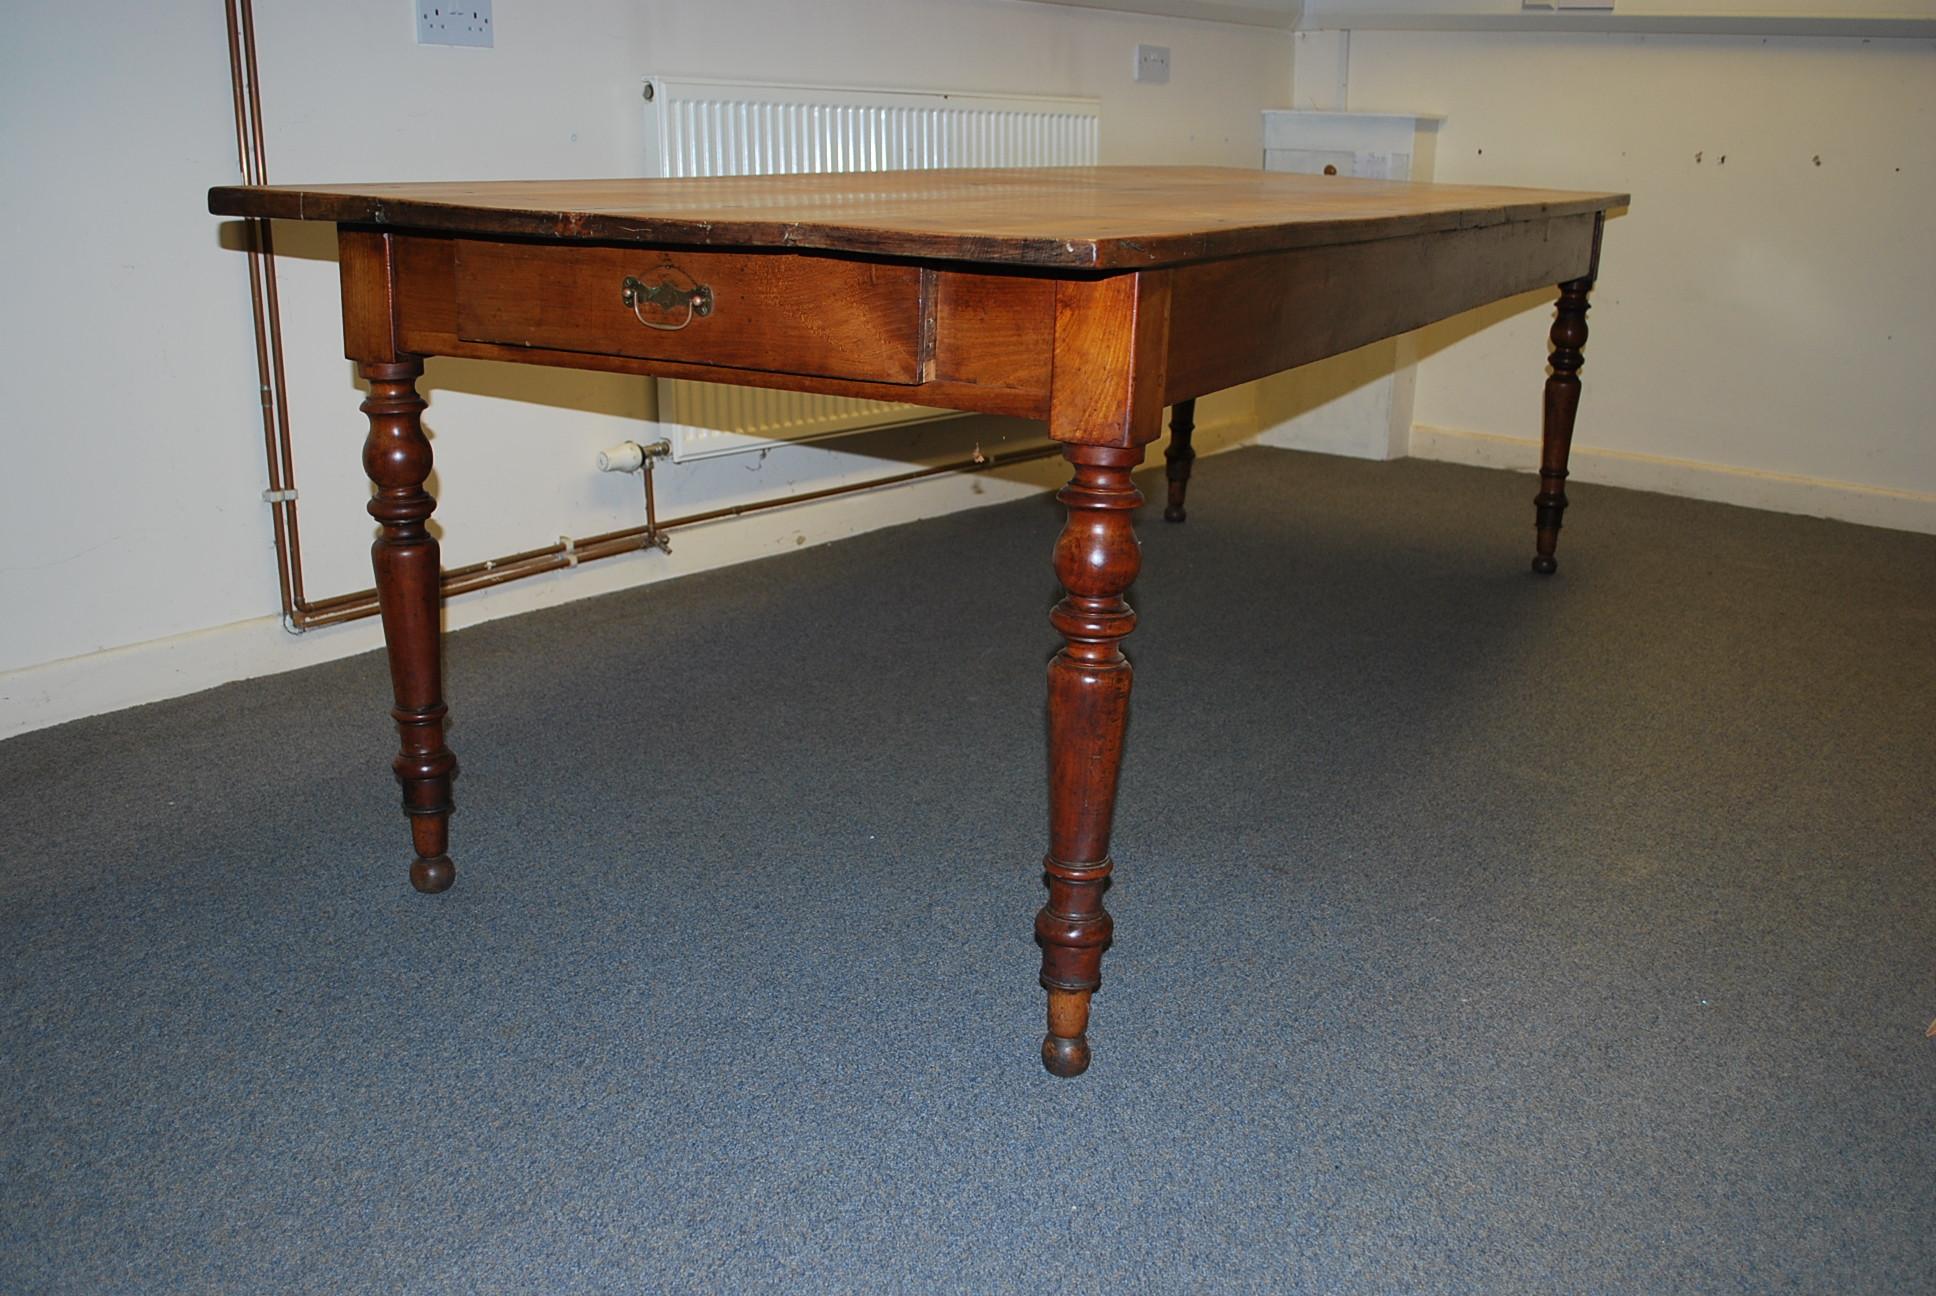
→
(1051, 273, 1172, 446)
(1164, 212, 1598, 402)
(451, 240, 928, 383)
(211, 166, 1627, 270)
(383, 232, 1055, 417)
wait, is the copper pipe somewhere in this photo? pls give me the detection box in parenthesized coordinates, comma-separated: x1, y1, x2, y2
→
(258, 231, 307, 611)
(239, 0, 269, 179)
(642, 455, 664, 546)
(295, 443, 1067, 629)
(224, 1, 294, 622)
(239, 0, 309, 614)
(224, 0, 311, 624)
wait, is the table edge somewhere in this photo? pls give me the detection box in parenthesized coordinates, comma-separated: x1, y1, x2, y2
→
(207, 185, 1629, 271)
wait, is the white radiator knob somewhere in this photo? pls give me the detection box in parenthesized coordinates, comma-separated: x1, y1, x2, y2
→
(597, 441, 646, 473)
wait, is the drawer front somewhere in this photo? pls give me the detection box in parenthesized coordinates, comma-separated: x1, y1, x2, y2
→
(453, 240, 928, 383)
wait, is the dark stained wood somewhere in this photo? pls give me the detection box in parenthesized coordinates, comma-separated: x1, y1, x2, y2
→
(358, 359, 457, 894)
(339, 229, 401, 363)
(1049, 272, 1172, 448)
(452, 239, 928, 384)
(389, 232, 1054, 419)
(209, 166, 1627, 271)
(223, 166, 1625, 1074)
(1164, 399, 1198, 524)
(1035, 264, 1175, 1075)
(1038, 443, 1144, 1078)
(1165, 212, 1598, 403)
(931, 271, 1055, 397)
(1534, 275, 1595, 574)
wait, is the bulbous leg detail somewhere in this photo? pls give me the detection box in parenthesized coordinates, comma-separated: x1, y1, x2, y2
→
(1535, 277, 1593, 574)
(1038, 444, 1143, 1076)
(361, 360, 458, 893)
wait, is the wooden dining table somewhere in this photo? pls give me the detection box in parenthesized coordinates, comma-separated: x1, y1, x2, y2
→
(208, 166, 1626, 1076)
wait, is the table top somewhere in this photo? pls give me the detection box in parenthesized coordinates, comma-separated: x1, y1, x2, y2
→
(209, 166, 1626, 270)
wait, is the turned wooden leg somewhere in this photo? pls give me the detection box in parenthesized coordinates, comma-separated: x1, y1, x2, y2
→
(1163, 398, 1197, 524)
(1534, 276, 1593, 575)
(360, 360, 458, 894)
(1037, 444, 1143, 1077)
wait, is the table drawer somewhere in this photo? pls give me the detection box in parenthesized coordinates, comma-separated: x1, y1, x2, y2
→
(452, 240, 928, 383)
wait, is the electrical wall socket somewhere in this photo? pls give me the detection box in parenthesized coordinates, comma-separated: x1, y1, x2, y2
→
(417, 2, 493, 48)
(1134, 44, 1170, 84)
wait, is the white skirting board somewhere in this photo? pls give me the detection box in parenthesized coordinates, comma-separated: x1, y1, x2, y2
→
(1410, 425, 1936, 536)
(1, 408, 1253, 741)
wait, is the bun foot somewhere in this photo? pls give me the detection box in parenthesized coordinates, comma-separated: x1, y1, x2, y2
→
(410, 855, 455, 894)
(1042, 1032, 1091, 1077)
(1531, 554, 1558, 575)
(1163, 503, 1187, 524)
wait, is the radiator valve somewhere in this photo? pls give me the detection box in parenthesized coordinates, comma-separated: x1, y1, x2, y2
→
(596, 438, 671, 473)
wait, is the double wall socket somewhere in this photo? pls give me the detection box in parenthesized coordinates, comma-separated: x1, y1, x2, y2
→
(417, 2, 493, 48)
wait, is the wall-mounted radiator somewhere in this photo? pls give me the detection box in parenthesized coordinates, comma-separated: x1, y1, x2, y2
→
(642, 76, 1101, 462)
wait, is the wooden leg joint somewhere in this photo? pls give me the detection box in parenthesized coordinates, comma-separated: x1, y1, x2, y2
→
(391, 702, 456, 812)
(1534, 478, 1569, 533)
(1035, 854, 1115, 992)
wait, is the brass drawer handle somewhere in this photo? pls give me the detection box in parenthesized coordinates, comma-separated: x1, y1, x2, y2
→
(621, 267, 714, 332)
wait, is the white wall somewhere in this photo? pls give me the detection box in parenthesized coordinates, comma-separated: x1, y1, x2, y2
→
(1333, 29, 1936, 528)
(0, 0, 1288, 736)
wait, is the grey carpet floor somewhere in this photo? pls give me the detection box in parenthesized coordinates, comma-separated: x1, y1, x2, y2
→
(3, 446, 1932, 1294)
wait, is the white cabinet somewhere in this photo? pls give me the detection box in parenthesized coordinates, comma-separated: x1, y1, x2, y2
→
(1263, 109, 1439, 183)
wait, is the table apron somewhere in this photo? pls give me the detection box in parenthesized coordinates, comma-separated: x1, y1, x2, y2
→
(339, 215, 1597, 425)
(1164, 212, 1599, 404)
